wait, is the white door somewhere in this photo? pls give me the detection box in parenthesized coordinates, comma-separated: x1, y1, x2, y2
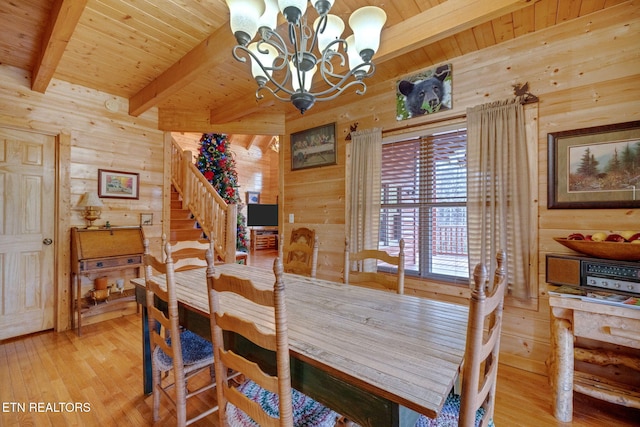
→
(0, 127, 56, 339)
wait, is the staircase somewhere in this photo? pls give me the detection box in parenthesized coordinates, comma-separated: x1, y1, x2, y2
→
(169, 138, 238, 263)
(170, 186, 204, 242)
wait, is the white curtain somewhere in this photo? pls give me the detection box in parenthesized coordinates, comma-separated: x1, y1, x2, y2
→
(347, 128, 382, 271)
(467, 98, 531, 299)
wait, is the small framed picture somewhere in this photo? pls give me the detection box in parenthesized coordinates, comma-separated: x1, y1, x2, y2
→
(291, 122, 337, 171)
(98, 169, 139, 199)
(140, 213, 153, 226)
(246, 191, 260, 204)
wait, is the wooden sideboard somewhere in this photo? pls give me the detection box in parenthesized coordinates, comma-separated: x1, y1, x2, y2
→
(250, 227, 278, 251)
(548, 295, 640, 422)
(70, 227, 145, 335)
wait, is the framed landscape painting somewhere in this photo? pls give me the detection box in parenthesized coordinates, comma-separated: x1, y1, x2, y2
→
(548, 121, 640, 208)
(98, 169, 139, 199)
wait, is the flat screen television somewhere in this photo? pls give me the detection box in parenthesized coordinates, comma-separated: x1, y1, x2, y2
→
(247, 204, 278, 227)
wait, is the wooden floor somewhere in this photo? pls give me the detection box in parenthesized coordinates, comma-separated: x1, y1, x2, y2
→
(1, 249, 638, 427)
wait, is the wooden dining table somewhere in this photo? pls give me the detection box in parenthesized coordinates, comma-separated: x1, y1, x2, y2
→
(132, 263, 469, 427)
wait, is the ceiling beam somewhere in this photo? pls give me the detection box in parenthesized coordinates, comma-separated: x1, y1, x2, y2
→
(128, 25, 237, 116)
(158, 109, 284, 135)
(376, 0, 538, 63)
(210, 97, 277, 124)
(31, 0, 87, 93)
(211, 111, 284, 135)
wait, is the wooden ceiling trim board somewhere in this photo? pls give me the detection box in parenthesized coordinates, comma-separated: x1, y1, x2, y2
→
(158, 108, 213, 131)
(246, 135, 260, 150)
(128, 25, 237, 116)
(512, 7, 537, 36)
(0, 1, 51, 70)
(534, 0, 559, 30)
(209, 111, 285, 135)
(578, 0, 607, 16)
(158, 108, 284, 135)
(87, 1, 200, 52)
(92, 0, 227, 47)
(31, 0, 88, 93)
(263, 136, 279, 154)
(209, 97, 277, 124)
(472, 21, 498, 49)
(556, 0, 583, 22)
(493, 14, 517, 43)
(375, 0, 539, 63)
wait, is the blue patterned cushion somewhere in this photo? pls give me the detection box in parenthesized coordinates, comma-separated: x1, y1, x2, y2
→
(226, 380, 338, 427)
(154, 330, 213, 370)
(415, 393, 494, 427)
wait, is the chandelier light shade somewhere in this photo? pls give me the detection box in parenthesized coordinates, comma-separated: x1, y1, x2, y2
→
(348, 6, 387, 61)
(225, 0, 386, 114)
(227, 0, 266, 45)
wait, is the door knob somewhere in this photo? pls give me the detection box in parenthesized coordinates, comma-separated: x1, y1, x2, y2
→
(43, 238, 53, 245)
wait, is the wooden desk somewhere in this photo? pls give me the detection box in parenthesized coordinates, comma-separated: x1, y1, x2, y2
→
(71, 226, 144, 335)
(133, 263, 469, 427)
(548, 295, 640, 422)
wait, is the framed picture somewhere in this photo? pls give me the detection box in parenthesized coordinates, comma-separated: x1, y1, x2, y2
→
(98, 169, 139, 199)
(140, 213, 153, 226)
(396, 63, 452, 121)
(291, 122, 337, 171)
(548, 121, 640, 209)
(246, 191, 260, 204)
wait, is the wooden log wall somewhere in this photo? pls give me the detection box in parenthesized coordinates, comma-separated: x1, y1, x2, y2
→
(282, 2, 640, 375)
(0, 64, 164, 331)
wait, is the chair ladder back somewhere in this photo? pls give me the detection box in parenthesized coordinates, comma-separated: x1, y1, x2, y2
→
(144, 239, 217, 426)
(283, 237, 319, 277)
(344, 238, 405, 294)
(460, 251, 507, 427)
(282, 228, 319, 278)
(206, 252, 294, 427)
(143, 240, 186, 423)
(289, 227, 315, 246)
(161, 234, 213, 271)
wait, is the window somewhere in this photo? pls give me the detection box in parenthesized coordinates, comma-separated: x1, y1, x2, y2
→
(380, 128, 468, 282)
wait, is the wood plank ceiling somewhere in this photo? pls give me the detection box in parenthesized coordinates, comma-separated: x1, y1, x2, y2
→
(0, 0, 626, 150)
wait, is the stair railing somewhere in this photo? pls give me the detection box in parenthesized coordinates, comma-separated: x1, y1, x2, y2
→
(171, 139, 237, 263)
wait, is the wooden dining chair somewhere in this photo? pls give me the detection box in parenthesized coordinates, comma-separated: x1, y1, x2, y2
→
(416, 251, 507, 427)
(206, 252, 339, 427)
(281, 234, 319, 278)
(161, 234, 212, 271)
(343, 238, 405, 294)
(143, 239, 217, 426)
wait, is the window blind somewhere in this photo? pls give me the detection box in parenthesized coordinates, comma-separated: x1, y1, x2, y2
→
(380, 129, 468, 281)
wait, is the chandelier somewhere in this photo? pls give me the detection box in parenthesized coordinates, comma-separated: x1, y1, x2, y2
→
(225, 0, 386, 114)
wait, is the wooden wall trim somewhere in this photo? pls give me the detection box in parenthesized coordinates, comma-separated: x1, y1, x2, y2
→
(56, 132, 71, 331)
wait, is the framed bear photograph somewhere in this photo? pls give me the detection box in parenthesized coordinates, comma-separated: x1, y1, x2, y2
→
(396, 63, 452, 121)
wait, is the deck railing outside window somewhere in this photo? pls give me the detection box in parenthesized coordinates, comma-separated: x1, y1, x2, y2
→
(380, 129, 468, 282)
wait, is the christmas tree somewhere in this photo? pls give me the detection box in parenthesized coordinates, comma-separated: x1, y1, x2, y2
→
(195, 133, 248, 251)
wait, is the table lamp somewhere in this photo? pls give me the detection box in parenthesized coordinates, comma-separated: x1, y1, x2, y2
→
(77, 191, 104, 229)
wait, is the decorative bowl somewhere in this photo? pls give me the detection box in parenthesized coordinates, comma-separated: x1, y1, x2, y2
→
(553, 238, 640, 261)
